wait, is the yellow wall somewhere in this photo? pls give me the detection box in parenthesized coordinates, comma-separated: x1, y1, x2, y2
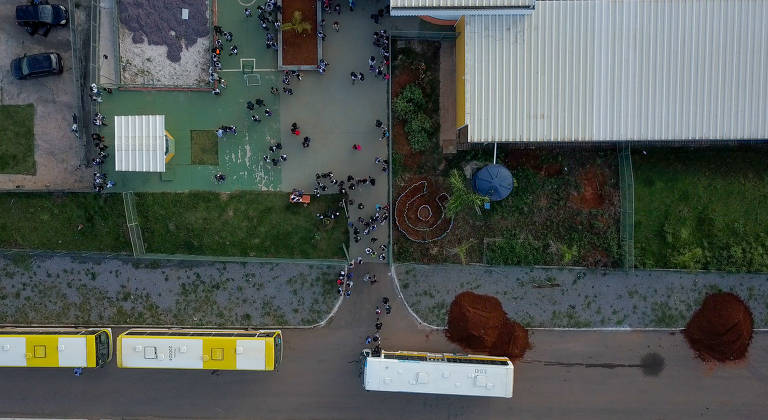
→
(455, 16, 466, 129)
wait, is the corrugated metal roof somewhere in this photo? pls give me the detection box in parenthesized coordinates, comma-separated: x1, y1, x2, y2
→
(390, 0, 535, 16)
(114, 115, 166, 172)
(464, 0, 768, 142)
(391, 0, 533, 7)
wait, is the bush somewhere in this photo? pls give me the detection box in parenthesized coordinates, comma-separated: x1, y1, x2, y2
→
(393, 84, 425, 120)
(405, 112, 433, 151)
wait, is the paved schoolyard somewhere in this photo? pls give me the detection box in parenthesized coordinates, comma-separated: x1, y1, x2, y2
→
(0, 253, 341, 326)
(396, 263, 768, 328)
(278, 3, 390, 262)
(0, 4, 89, 190)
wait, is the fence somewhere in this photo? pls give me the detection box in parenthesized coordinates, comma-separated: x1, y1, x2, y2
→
(122, 191, 146, 256)
(618, 144, 635, 270)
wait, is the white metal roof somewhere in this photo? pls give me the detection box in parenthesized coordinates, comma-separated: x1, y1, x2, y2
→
(463, 0, 768, 142)
(391, 0, 534, 16)
(392, 0, 531, 6)
(114, 115, 166, 171)
(0, 337, 87, 367)
(363, 356, 514, 397)
(119, 337, 266, 370)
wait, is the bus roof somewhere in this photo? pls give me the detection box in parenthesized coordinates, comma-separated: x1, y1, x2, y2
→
(118, 336, 266, 370)
(364, 356, 513, 398)
(0, 336, 88, 367)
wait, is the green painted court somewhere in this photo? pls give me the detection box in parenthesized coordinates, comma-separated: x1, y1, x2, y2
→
(99, 0, 283, 192)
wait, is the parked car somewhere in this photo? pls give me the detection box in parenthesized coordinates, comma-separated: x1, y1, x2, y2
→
(16, 3, 68, 36)
(10, 52, 63, 80)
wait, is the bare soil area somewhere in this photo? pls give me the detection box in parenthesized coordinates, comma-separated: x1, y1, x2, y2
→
(281, 0, 318, 66)
(118, 0, 210, 86)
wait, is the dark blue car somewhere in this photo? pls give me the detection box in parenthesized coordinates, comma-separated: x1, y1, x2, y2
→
(16, 3, 68, 36)
(10, 52, 63, 80)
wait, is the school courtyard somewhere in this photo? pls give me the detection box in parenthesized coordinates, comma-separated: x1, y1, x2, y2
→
(95, 0, 389, 260)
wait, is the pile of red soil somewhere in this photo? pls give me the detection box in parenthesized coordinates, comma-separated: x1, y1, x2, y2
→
(446, 291, 531, 361)
(684, 292, 753, 362)
(395, 178, 453, 242)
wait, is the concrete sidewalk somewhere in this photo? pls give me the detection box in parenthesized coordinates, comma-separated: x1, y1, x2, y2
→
(397, 263, 768, 328)
(0, 253, 341, 326)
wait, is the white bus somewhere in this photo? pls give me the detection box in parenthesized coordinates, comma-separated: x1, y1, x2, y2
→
(362, 349, 514, 398)
(117, 328, 282, 371)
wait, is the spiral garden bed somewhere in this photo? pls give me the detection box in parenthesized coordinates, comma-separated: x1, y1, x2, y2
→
(395, 178, 453, 242)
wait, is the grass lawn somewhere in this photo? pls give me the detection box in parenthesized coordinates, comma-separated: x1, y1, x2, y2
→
(190, 130, 219, 165)
(634, 147, 768, 272)
(0, 104, 36, 174)
(135, 191, 347, 259)
(0, 193, 130, 252)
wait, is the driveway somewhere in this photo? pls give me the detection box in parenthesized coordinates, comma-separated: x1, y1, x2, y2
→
(0, 262, 766, 419)
(0, 2, 90, 190)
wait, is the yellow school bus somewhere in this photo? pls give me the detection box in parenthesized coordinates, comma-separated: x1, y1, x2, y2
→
(0, 327, 112, 368)
(116, 328, 283, 371)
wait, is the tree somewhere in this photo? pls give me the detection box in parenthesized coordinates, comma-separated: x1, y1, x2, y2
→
(281, 11, 312, 34)
(445, 169, 490, 217)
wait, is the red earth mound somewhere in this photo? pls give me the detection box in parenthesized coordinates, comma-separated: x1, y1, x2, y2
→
(684, 292, 753, 362)
(446, 291, 530, 361)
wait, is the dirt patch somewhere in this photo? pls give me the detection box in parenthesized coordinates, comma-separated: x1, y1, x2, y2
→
(281, 0, 318, 66)
(684, 292, 753, 362)
(505, 149, 563, 177)
(392, 68, 422, 170)
(395, 177, 452, 242)
(446, 291, 531, 361)
(118, 0, 209, 86)
(393, 67, 418, 97)
(119, 0, 209, 63)
(570, 167, 608, 210)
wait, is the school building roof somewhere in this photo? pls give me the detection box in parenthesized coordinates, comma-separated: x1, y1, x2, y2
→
(460, 0, 768, 143)
(390, 0, 535, 17)
(114, 115, 166, 172)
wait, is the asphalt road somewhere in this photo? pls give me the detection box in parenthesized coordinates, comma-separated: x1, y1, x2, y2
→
(0, 263, 766, 419)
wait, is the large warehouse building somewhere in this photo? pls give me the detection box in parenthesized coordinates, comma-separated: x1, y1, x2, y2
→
(394, 0, 768, 144)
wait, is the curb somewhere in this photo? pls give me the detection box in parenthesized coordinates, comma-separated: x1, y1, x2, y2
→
(389, 264, 443, 330)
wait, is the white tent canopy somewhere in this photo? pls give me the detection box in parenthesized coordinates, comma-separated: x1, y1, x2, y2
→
(114, 115, 166, 172)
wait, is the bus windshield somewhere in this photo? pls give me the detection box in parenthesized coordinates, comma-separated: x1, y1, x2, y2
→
(95, 331, 110, 367)
(274, 335, 282, 370)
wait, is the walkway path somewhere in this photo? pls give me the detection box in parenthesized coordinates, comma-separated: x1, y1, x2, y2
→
(279, 4, 389, 262)
(396, 263, 768, 328)
(0, 262, 766, 419)
(97, 0, 118, 86)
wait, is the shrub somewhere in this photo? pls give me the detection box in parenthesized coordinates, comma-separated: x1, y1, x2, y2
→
(405, 112, 433, 151)
(393, 84, 425, 120)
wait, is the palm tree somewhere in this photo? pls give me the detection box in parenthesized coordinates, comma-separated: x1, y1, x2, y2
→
(281, 11, 312, 34)
(445, 169, 490, 217)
